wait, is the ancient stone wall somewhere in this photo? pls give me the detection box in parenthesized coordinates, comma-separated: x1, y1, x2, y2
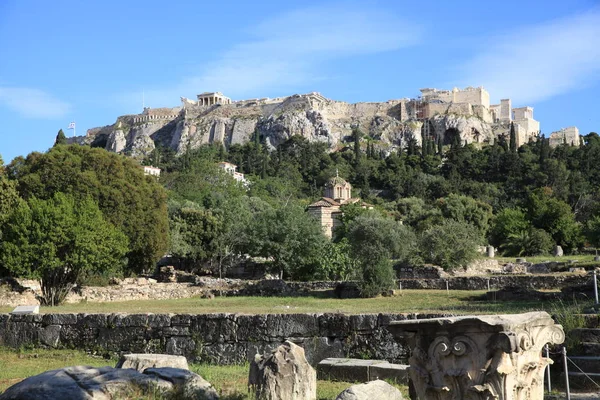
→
(398, 274, 590, 290)
(0, 312, 447, 366)
(550, 126, 580, 147)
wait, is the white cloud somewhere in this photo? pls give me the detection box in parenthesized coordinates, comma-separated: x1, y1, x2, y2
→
(122, 3, 423, 109)
(459, 8, 600, 105)
(0, 86, 71, 118)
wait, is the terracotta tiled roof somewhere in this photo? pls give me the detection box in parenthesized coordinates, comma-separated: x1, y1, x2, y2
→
(308, 197, 340, 208)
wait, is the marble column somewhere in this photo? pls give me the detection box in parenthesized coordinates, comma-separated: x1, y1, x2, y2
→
(388, 312, 564, 400)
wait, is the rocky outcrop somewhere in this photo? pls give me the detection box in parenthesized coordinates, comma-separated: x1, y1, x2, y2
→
(335, 380, 404, 400)
(0, 366, 218, 400)
(105, 128, 126, 153)
(82, 92, 509, 158)
(249, 340, 317, 400)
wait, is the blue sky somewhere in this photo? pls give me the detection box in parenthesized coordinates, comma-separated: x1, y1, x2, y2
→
(1, 0, 599, 162)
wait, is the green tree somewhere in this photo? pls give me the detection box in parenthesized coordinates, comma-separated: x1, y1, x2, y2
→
(8, 145, 169, 274)
(489, 208, 529, 249)
(315, 239, 357, 281)
(0, 155, 21, 227)
(420, 220, 480, 270)
(509, 122, 517, 152)
(352, 127, 363, 166)
(168, 200, 220, 270)
(500, 228, 553, 256)
(240, 203, 326, 280)
(347, 214, 418, 296)
(528, 190, 583, 251)
(585, 216, 600, 252)
(436, 194, 493, 237)
(54, 129, 67, 146)
(0, 193, 128, 305)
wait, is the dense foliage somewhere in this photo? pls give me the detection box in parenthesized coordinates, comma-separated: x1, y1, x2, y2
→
(0, 193, 128, 305)
(1, 127, 599, 299)
(6, 145, 169, 273)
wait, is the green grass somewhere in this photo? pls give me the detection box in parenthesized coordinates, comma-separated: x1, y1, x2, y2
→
(495, 254, 597, 263)
(0, 290, 569, 315)
(0, 347, 408, 399)
(0, 347, 113, 393)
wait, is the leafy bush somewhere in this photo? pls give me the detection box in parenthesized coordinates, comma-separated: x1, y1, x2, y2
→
(346, 214, 417, 296)
(420, 220, 481, 270)
(358, 258, 396, 298)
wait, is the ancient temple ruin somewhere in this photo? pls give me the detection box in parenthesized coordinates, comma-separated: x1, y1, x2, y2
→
(197, 92, 232, 106)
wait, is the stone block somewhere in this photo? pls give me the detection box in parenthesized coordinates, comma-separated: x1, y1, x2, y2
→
(11, 305, 39, 315)
(116, 353, 189, 372)
(318, 358, 409, 384)
(38, 325, 61, 348)
(319, 314, 351, 337)
(317, 358, 374, 382)
(97, 327, 147, 352)
(171, 314, 192, 326)
(335, 380, 404, 400)
(369, 363, 409, 384)
(147, 314, 172, 328)
(109, 313, 149, 327)
(236, 314, 268, 342)
(162, 326, 191, 336)
(42, 313, 77, 326)
(0, 365, 218, 400)
(349, 314, 378, 332)
(166, 336, 196, 358)
(266, 314, 319, 338)
(78, 313, 107, 328)
(202, 342, 249, 364)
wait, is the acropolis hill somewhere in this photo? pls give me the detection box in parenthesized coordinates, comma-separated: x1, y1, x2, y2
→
(78, 87, 580, 157)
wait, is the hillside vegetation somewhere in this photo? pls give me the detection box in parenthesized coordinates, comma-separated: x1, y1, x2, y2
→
(1, 130, 599, 301)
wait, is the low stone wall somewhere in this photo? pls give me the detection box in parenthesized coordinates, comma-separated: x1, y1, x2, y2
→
(398, 274, 591, 290)
(0, 312, 448, 366)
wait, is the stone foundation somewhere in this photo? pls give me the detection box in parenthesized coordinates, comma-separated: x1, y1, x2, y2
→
(0, 312, 448, 366)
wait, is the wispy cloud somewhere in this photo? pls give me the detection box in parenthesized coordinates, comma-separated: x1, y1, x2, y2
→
(460, 8, 600, 105)
(0, 86, 71, 118)
(123, 3, 423, 108)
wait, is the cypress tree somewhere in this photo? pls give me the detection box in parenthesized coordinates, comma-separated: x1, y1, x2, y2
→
(509, 122, 517, 152)
(353, 128, 362, 164)
(54, 129, 67, 146)
(539, 136, 550, 164)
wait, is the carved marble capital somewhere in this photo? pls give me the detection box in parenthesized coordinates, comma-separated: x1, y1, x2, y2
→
(388, 312, 564, 400)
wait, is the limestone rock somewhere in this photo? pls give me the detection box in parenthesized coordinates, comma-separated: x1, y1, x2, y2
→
(554, 245, 564, 257)
(144, 367, 219, 400)
(115, 353, 189, 372)
(85, 91, 520, 159)
(335, 380, 404, 400)
(249, 340, 317, 400)
(105, 128, 126, 153)
(0, 366, 170, 400)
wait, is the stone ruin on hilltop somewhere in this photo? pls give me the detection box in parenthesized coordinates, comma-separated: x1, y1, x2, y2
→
(72, 86, 579, 158)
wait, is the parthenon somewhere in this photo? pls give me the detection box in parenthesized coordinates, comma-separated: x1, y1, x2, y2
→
(197, 92, 232, 106)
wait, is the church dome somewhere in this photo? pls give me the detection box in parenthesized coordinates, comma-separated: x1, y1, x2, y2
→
(325, 175, 350, 188)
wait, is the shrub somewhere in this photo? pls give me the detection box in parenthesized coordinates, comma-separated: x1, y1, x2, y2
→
(420, 220, 481, 270)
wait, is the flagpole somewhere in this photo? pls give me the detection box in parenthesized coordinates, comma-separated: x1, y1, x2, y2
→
(73, 121, 76, 137)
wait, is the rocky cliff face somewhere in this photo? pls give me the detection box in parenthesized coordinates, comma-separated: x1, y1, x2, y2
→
(81, 93, 505, 157)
